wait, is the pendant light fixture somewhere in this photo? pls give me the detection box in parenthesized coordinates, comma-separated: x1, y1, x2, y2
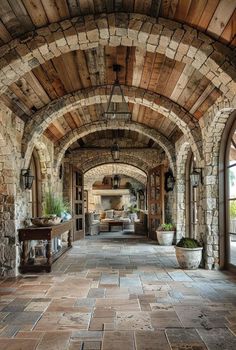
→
(104, 64, 132, 121)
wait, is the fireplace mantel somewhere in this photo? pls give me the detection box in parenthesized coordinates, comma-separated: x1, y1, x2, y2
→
(92, 189, 130, 196)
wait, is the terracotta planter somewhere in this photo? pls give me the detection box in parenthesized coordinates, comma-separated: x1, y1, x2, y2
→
(175, 246, 203, 269)
(156, 230, 175, 246)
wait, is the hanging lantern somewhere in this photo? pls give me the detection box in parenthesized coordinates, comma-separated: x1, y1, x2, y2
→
(104, 64, 132, 121)
(113, 174, 121, 189)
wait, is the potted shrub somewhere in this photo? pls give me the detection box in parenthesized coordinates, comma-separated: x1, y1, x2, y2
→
(156, 223, 175, 246)
(175, 237, 203, 269)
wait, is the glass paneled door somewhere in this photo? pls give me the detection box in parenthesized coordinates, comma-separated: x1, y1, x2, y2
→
(73, 169, 84, 240)
(148, 165, 164, 240)
(226, 124, 236, 267)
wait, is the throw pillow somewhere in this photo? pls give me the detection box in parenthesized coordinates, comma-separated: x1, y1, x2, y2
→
(105, 210, 114, 219)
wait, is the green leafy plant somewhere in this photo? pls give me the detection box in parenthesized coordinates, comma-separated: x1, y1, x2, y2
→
(157, 223, 175, 231)
(230, 201, 236, 218)
(176, 237, 201, 248)
(128, 205, 138, 213)
(43, 191, 69, 217)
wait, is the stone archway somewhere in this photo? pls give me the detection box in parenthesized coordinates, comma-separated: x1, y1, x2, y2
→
(175, 138, 191, 241)
(0, 13, 235, 102)
(0, 105, 17, 276)
(84, 163, 147, 187)
(22, 86, 202, 163)
(53, 121, 176, 172)
(66, 149, 163, 175)
(202, 107, 236, 269)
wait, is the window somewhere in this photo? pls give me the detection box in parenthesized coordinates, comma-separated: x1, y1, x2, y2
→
(226, 123, 236, 267)
(29, 150, 42, 217)
(186, 152, 199, 239)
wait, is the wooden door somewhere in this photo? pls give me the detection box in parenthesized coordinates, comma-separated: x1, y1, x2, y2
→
(148, 165, 165, 240)
(73, 169, 84, 240)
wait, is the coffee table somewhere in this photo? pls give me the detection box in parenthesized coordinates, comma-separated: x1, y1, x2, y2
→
(108, 220, 124, 231)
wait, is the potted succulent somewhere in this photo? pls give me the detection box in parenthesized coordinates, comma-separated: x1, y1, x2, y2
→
(156, 223, 175, 246)
(175, 237, 203, 269)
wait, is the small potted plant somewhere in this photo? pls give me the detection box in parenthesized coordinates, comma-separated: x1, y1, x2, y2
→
(156, 223, 175, 246)
(175, 237, 203, 269)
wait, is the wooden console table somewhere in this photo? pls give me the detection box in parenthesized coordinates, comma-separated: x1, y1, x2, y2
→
(18, 220, 73, 273)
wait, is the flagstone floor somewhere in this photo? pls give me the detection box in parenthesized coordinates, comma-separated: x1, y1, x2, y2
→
(1, 231, 236, 350)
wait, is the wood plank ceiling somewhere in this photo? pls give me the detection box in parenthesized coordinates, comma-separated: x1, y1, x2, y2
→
(0, 0, 235, 46)
(68, 129, 162, 152)
(0, 0, 234, 148)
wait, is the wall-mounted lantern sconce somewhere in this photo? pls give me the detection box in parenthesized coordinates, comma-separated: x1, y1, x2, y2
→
(164, 169, 175, 192)
(113, 174, 121, 189)
(111, 142, 120, 161)
(190, 168, 203, 187)
(59, 164, 63, 179)
(21, 169, 34, 190)
(138, 189, 145, 200)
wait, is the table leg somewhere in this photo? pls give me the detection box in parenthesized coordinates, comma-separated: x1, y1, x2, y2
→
(68, 229, 72, 247)
(22, 241, 28, 266)
(46, 240, 52, 271)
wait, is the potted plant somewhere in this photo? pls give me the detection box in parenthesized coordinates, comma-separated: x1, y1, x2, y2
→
(31, 191, 70, 226)
(128, 205, 138, 222)
(175, 237, 203, 269)
(156, 223, 175, 246)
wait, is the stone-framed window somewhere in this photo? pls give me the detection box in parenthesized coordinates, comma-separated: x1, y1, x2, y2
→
(185, 152, 199, 239)
(29, 149, 42, 218)
(226, 120, 236, 268)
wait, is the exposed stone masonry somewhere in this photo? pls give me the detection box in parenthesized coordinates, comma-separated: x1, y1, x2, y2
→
(0, 13, 235, 102)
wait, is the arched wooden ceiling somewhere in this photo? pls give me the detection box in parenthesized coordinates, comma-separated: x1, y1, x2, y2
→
(0, 0, 235, 158)
(0, 1, 235, 47)
(84, 163, 147, 187)
(67, 129, 162, 151)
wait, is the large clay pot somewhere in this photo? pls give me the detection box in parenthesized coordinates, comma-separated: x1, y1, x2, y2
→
(156, 230, 174, 246)
(175, 246, 203, 269)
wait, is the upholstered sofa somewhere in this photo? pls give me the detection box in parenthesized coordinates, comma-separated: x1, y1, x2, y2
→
(99, 209, 134, 232)
(85, 212, 100, 235)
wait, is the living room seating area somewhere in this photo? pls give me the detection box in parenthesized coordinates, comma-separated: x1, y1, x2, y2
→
(85, 210, 148, 235)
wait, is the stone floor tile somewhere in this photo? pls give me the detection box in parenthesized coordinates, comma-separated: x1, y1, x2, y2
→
(0, 325, 21, 338)
(197, 328, 236, 350)
(2, 311, 42, 326)
(166, 328, 207, 349)
(135, 330, 170, 350)
(102, 331, 135, 350)
(115, 311, 153, 331)
(0, 232, 236, 348)
(36, 331, 71, 350)
(150, 310, 182, 329)
(0, 338, 39, 350)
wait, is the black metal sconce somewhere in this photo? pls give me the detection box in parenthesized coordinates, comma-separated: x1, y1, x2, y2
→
(111, 142, 120, 161)
(21, 169, 34, 190)
(164, 169, 175, 192)
(190, 168, 203, 187)
(59, 164, 63, 179)
(113, 174, 121, 189)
